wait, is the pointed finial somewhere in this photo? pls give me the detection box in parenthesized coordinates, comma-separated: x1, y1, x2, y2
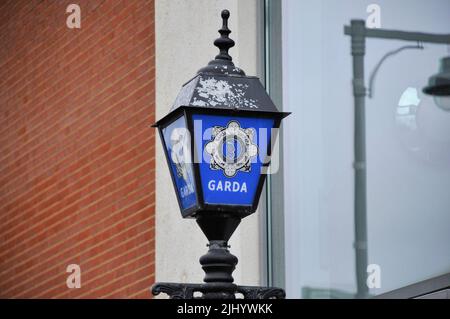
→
(197, 9, 245, 75)
(214, 9, 235, 61)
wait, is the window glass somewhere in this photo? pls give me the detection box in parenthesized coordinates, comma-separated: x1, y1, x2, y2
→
(282, 0, 450, 298)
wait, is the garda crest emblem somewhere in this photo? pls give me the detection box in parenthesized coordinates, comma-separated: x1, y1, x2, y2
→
(205, 121, 258, 177)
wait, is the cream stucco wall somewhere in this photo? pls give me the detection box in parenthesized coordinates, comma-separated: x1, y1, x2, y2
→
(155, 0, 262, 289)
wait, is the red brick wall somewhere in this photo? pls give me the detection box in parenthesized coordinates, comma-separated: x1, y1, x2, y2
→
(0, 0, 155, 298)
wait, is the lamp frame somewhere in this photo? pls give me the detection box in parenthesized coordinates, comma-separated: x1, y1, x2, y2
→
(151, 9, 288, 299)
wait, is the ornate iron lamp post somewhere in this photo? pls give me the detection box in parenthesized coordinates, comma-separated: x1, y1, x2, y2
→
(151, 10, 289, 299)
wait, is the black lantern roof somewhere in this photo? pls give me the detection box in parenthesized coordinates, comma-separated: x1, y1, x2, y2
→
(154, 10, 287, 129)
(169, 73, 280, 113)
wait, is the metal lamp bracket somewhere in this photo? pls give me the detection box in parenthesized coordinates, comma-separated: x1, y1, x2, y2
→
(368, 43, 424, 98)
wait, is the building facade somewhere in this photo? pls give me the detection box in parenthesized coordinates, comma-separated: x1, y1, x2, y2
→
(0, 0, 155, 298)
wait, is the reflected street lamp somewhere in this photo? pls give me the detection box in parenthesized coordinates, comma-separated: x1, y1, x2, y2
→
(151, 10, 289, 299)
(344, 20, 450, 298)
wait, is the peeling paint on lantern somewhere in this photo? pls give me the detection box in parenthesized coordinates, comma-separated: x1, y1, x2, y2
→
(193, 77, 259, 109)
(171, 77, 199, 110)
(192, 99, 207, 106)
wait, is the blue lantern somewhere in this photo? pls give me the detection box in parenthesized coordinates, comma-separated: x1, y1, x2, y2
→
(154, 10, 289, 222)
(151, 9, 289, 300)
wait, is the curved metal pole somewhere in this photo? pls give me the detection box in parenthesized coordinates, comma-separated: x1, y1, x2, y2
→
(368, 44, 424, 98)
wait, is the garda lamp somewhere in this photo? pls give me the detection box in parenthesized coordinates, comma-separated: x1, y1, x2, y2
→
(151, 10, 289, 299)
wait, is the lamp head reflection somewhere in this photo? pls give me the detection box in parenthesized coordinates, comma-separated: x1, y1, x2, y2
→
(423, 56, 450, 111)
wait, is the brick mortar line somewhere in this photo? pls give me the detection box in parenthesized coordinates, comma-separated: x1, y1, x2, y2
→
(1, 33, 152, 129)
(0, 0, 50, 48)
(55, 246, 155, 299)
(0, 152, 154, 250)
(0, 0, 23, 19)
(0, 88, 154, 214)
(0, 60, 155, 185)
(0, 114, 155, 232)
(0, 0, 112, 66)
(0, 18, 143, 118)
(30, 241, 155, 298)
(0, 118, 153, 224)
(127, 287, 153, 299)
(0, 204, 155, 294)
(0, 0, 150, 78)
(0, 37, 153, 156)
(0, 3, 153, 107)
(0, 13, 154, 129)
(15, 233, 155, 298)
(103, 275, 155, 298)
(0, 71, 155, 201)
(52, 249, 155, 298)
(51, 236, 155, 298)
(0, 175, 155, 283)
(0, 163, 154, 266)
(0, 160, 155, 262)
(0, 2, 111, 92)
(0, 130, 154, 233)
(99, 271, 155, 299)
(10, 222, 155, 298)
(0, 146, 154, 244)
(0, 142, 154, 247)
(0, 0, 129, 88)
(0, 111, 154, 231)
(0, 4, 152, 143)
(0, 1, 36, 36)
(0, 46, 154, 169)
(1, 211, 155, 295)
(75, 262, 155, 299)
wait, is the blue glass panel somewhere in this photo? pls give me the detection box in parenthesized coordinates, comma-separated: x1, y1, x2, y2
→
(193, 114, 274, 206)
(162, 116, 197, 210)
